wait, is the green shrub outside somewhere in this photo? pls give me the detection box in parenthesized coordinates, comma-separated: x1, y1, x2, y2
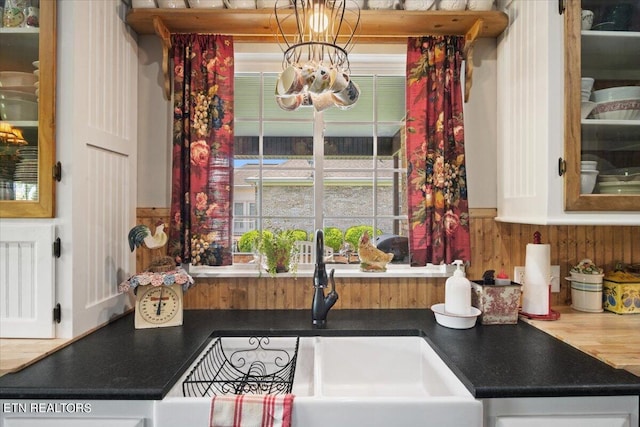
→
(291, 229, 308, 242)
(237, 230, 273, 252)
(344, 225, 383, 249)
(239, 226, 383, 253)
(323, 227, 343, 251)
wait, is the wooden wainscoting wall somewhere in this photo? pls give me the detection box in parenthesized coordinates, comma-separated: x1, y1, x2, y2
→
(136, 208, 639, 310)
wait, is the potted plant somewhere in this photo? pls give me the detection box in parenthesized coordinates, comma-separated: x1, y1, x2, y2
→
(256, 229, 299, 277)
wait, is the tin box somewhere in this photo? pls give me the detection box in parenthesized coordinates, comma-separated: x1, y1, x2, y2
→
(471, 280, 522, 325)
(603, 271, 640, 314)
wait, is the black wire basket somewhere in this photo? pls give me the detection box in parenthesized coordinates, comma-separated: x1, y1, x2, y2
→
(182, 336, 300, 397)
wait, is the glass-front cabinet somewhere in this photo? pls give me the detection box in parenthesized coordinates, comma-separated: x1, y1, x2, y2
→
(565, 0, 640, 211)
(0, 0, 55, 217)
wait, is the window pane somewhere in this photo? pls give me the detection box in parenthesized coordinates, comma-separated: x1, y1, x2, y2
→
(235, 122, 260, 159)
(324, 124, 374, 160)
(377, 124, 403, 157)
(324, 169, 374, 217)
(376, 76, 406, 122)
(231, 71, 408, 266)
(376, 170, 407, 218)
(263, 74, 314, 120)
(235, 74, 261, 120)
(323, 75, 374, 122)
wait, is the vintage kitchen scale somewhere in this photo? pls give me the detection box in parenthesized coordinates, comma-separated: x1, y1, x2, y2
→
(124, 224, 194, 329)
(134, 282, 184, 329)
(119, 259, 193, 329)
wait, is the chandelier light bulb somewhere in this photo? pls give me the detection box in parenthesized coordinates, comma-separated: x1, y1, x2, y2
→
(309, 4, 329, 33)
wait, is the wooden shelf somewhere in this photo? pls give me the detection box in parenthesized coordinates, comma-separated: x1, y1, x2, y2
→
(125, 8, 509, 43)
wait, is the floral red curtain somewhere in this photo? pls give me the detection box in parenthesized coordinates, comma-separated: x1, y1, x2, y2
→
(168, 34, 234, 266)
(405, 36, 471, 266)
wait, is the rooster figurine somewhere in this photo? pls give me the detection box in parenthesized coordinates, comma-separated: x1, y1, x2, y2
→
(128, 222, 168, 252)
(358, 231, 394, 272)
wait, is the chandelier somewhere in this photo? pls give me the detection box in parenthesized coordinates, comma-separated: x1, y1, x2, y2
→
(0, 123, 27, 146)
(272, 0, 361, 112)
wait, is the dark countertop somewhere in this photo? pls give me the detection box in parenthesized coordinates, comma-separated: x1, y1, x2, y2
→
(0, 309, 639, 400)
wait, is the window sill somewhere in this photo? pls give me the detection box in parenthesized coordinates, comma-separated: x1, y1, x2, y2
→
(188, 263, 456, 279)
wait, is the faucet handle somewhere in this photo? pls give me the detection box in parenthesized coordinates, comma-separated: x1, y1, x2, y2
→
(329, 269, 337, 294)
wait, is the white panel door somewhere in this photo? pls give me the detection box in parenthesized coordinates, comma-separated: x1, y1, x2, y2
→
(0, 223, 55, 338)
(56, 0, 138, 337)
(496, 415, 629, 427)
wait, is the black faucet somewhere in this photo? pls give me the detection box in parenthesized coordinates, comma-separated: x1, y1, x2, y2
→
(312, 229, 338, 329)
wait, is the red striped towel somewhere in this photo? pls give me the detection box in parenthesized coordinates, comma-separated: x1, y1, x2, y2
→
(210, 394, 294, 427)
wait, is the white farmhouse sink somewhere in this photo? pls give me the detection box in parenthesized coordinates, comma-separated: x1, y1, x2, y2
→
(155, 336, 481, 427)
(316, 336, 467, 397)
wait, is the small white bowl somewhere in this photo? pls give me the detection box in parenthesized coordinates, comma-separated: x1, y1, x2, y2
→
(224, 0, 256, 7)
(189, 0, 225, 6)
(403, 0, 435, 10)
(255, 0, 277, 7)
(580, 160, 597, 171)
(344, 0, 365, 9)
(580, 170, 599, 194)
(431, 303, 481, 329)
(437, 0, 466, 10)
(132, 0, 157, 7)
(157, 0, 187, 7)
(367, 0, 395, 9)
(467, 0, 493, 10)
(581, 101, 595, 119)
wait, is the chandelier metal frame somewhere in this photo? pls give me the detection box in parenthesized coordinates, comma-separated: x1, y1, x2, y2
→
(273, 0, 361, 71)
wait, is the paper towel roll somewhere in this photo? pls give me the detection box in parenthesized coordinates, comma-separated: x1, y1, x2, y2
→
(522, 243, 551, 315)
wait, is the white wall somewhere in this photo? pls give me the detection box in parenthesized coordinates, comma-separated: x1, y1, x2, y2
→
(136, 37, 497, 209)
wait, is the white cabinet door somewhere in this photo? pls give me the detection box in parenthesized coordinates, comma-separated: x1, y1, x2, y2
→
(484, 396, 639, 427)
(496, 415, 629, 427)
(1, 400, 152, 426)
(5, 419, 144, 427)
(56, 0, 138, 338)
(0, 223, 55, 338)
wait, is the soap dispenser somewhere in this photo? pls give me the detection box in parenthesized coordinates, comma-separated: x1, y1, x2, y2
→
(445, 260, 471, 315)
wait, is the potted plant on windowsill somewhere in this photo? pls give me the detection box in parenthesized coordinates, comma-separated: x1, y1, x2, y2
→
(256, 229, 300, 277)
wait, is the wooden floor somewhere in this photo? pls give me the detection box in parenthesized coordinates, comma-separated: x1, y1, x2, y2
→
(0, 338, 71, 377)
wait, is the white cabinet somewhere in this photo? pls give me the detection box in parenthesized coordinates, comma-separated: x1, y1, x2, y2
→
(0, 400, 152, 426)
(483, 396, 639, 427)
(54, 0, 138, 338)
(495, 0, 640, 225)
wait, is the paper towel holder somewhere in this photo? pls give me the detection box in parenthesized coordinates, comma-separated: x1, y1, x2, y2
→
(518, 231, 561, 321)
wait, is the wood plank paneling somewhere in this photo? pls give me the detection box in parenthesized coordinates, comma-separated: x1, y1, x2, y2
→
(137, 208, 639, 310)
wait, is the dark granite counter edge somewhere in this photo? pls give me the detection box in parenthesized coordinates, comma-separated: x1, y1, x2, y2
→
(1, 309, 639, 400)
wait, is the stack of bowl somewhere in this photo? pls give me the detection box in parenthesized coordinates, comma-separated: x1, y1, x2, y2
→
(580, 160, 598, 194)
(597, 167, 640, 194)
(581, 77, 595, 119)
(590, 86, 640, 120)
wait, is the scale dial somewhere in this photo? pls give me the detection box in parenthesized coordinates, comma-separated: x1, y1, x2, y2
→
(135, 284, 183, 328)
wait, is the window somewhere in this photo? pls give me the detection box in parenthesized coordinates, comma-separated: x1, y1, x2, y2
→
(232, 72, 408, 266)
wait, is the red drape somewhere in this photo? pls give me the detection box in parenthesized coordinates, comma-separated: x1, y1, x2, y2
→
(168, 34, 234, 266)
(405, 36, 471, 266)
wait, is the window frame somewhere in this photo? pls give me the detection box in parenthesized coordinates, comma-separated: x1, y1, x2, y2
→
(188, 46, 453, 277)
